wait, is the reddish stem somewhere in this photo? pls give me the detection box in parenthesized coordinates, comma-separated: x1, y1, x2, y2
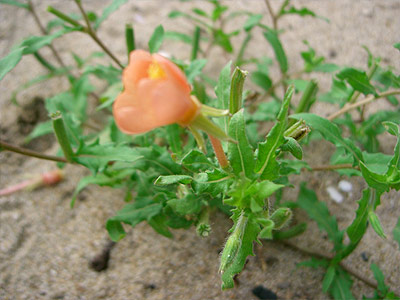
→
(208, 135, 229, 169)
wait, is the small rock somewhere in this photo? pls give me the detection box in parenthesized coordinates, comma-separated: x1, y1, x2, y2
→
(338, 180, 352, 193)
(327, 186, 343, 203)
(252, 285, 278, 300)
(361, 251, 369, 262)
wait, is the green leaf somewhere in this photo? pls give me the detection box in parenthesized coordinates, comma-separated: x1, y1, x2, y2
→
(319, 79, 352, 104)
(215, 61, 232, 132)
(192, 8, 208, 17)
(71, 169, 133, 207)
(165, 124, 182, 155)
(185, 59, 207, 84)
(258, 219, 274, 239)
(148, 25, 164, 53)
(214, 29, 233, 53)
(154, 175, 193, 186)
(297, 257, 329, 269)
(84, 64, 121, 85)
(359, 162, 389, 193)
(291, 113, 364, 163)
(74, 143, 143, 173)
(0, 47, 24, 81)
(228, 110, 255, 178)
(323, 265, 336, 292)
(346, 189, 370, 244)
(243, 14, 263, 32)
(181, 149, 215, 172)
(330, 267, 355, 300)
(370, 263, 388, 295)
(164, 31, 192, 44)
(393, 217, 400, 250)
(251, 71, 272, 91)
(255, 86, 293, 180)
(337, 68, 377, 96)
(394, 43, 400, 51)
(297, 183, 343, 251)
(281, 137, 303, 160)
(0, 0, 29, 9)
(25, 120, 53, 143)
(167, 194, 202, 215)
(368, 211, 386, 239)
(220, 212, 261, 289)
(263, 28, 288, 73)
(106, 199, 163, 241)
(94, 0, 128, 29)
(148, 214, 173, 238)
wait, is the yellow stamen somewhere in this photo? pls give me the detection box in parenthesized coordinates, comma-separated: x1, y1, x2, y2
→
(148, 61, 166, 79)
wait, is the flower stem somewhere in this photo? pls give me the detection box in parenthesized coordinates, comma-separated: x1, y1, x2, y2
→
(191, 26, 201, 61)
(0, 140, 67, 163)
(208, 134, 229, 169)
(125, 24, 135, 59)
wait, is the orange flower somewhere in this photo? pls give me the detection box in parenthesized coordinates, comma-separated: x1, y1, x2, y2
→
(113, 50, 201, 134)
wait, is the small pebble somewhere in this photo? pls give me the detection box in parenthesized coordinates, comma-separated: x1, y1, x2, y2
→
(252, 285, 278, 300)
(327, 186, 343, 203)
(361, 251, 369, 262)
(338, 180, 352, 193)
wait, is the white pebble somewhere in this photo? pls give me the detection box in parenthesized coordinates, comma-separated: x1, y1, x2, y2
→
(327, 186, 343, 203)
(338, 180, 353, 193)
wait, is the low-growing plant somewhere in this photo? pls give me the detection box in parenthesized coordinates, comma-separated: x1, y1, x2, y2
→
(1, 0, 399, 298)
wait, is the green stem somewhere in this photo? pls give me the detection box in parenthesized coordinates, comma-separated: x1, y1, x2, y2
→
(295, 79, 318, 114)
(191, 26, 201, 61)
(33, 52, 56, 72)
(0, 140, 67, 163)
(125, 24, 135, 59)
(47, 6, 82, 28)
(235, 32, 252, 66)
(51, 112, 74, 162)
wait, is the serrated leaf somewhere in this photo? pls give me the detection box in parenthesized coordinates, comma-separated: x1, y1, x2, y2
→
(106, 199, 162, 241)
(255, 86, 293, 180)
(337, 67, 377, 96)
(346, 189, 370, 244)
(292, 113, 364, 163)
(148, 25, 164, 53)
(167, 194, 202, 215)
(228, 110, 255, 178)
(154, 175, 192, 186)
(74, 143, 143, 173)
(181, 149, 215, 172)
(71, 169, 133, 207)
(368, 211, 386, 239)
(220, 212, 261, 289)
(297, 183, 343, 251)
(0, 46, 24, 81)
(94, 0, 128, 29)
(263, 28, 288, 73)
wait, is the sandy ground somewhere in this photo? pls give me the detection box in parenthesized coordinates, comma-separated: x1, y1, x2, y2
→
(1, 0, 400, 299)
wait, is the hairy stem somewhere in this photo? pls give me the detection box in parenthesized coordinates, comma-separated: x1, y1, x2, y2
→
(0, 140, 68, 163)
(310, 164, 359, 171)
(327, 89, 400, 121)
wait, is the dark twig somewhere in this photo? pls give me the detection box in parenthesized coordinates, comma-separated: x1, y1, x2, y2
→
(74, 0, 124, 69)
(0, 140, 68, 163)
